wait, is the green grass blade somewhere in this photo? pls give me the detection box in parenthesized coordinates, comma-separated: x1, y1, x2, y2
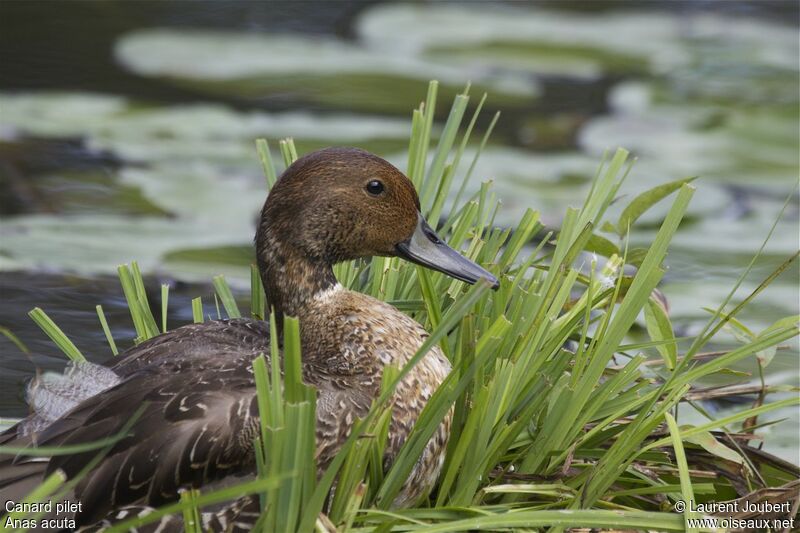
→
(279, 137, 299, 166)
(191, 296, 204, 323)
(95, 304, 119, 356)
(28, 307, 85, 362)
(665, 413, 700, 532)
(179, 488, 203, 533)
(256, 138, 278, 188)
(250, 264, 266, 320)
(117, 263, 159, 341)
(420, 92, 469, 213)
(212, 274, 241, 319)
(391, 509, 685, 532)
(160, 283, 169, 333)
(0, 325, 30, 354)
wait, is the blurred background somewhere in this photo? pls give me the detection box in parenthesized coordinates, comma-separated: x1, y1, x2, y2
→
(0, 1, 798, 461)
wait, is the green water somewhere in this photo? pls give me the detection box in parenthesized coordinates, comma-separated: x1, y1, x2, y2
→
(0, 2, 797, 461)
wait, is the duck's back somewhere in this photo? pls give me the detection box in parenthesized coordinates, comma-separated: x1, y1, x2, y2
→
(0, 318, 270, 527)
(113, 318, 271, 373)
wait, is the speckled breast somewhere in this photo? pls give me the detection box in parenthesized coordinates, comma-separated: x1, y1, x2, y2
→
(385, 346, 452, 507)
(302, 288, 454, 507)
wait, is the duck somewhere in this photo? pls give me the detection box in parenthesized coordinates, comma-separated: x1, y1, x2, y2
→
(0, 147, 499, 530)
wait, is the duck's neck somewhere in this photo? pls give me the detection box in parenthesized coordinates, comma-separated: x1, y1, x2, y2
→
(256, 232, 338, 323)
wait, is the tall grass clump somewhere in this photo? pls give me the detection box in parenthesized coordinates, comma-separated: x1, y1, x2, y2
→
(7, 81, 799, 532)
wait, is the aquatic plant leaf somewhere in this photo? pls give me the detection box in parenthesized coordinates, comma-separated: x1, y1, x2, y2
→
(644, 297, 677, 369)
(584, 233, 620, 258)
(685, 431, 746, 466)
(616, 176, 697, 236)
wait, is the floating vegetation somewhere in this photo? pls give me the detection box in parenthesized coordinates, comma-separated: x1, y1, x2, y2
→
(114, 31, 537, 113)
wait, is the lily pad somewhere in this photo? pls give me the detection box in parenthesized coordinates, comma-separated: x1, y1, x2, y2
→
(0, 93, 413, 163)
(0, 161, 264, 282)
(114, 30, 538, 114)
(425, 40, 647, 79)
(9, 169, 171, 217)
(357, 4, 797, 76)
(163, 245, 255, 280)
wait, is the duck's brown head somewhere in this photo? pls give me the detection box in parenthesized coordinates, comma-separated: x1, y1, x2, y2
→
(257, 147, 498, 314)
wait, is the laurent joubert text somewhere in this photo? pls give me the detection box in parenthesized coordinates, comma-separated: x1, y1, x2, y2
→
(674, 499, 795, 531)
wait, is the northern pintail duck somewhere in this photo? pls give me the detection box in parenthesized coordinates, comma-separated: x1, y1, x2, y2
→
(0, 147, 498, 530)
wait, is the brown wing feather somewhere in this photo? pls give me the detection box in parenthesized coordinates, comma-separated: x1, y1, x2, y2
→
(0, 319, 269, 527)
(66, 369, 259, 525)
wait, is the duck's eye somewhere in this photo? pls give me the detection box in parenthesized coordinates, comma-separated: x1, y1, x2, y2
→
(366, 179, 385, 196)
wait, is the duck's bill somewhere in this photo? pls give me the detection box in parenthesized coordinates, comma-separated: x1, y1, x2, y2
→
(396, 214, 500, 290)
